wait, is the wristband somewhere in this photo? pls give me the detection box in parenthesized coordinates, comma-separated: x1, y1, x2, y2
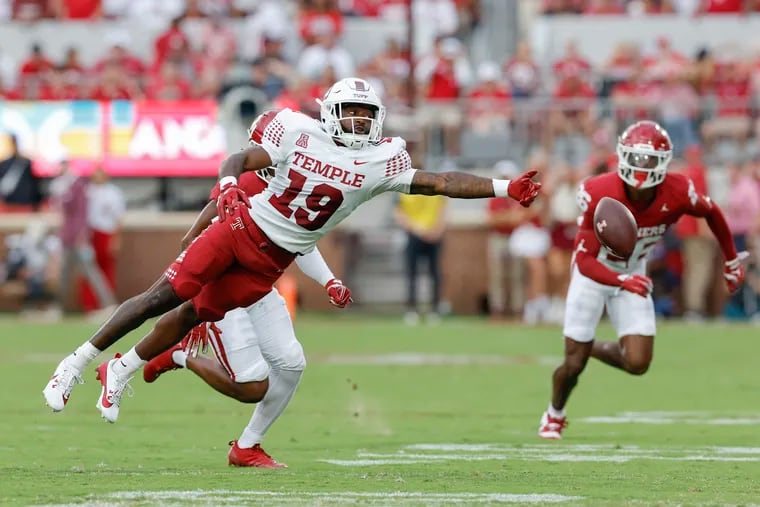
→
(219, 176, 237, 189)
(492, 179, 511, 197)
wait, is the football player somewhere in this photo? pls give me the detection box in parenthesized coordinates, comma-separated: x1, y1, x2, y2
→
(140, 157, 351, 468)
(44, 77, 541, 429)
(538, 120, 747, 439)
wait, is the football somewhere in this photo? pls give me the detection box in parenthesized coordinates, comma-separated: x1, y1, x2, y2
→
(593, 197, 638, 259)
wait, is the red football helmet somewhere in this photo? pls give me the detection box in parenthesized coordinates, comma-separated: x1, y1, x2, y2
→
(616, 120, 673, 189)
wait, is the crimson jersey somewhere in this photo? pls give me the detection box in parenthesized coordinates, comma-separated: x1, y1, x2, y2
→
(574, 171, 713, 277)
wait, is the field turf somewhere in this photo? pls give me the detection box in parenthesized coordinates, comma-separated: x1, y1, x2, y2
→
(2, 314, 759, 506)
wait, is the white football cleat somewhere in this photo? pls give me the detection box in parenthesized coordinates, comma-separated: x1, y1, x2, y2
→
(538, 411, 567, 440)
(43, 359, 83, 412)
(95, 354, 133, 423)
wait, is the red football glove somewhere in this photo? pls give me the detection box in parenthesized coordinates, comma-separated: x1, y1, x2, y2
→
(216, 179, 251, 222)
(617, 273, 653, 297)
(507, 170, 542, 208)
(724, 251, 749, 293)
(326, 278, 353, 308)
(182, 322, 221, 357)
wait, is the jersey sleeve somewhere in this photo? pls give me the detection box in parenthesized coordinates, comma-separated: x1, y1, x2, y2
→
(371, 145, 417, 196)
(249, 108, 296, 166)
(209, 172, 268, 201)
(673, 173, 715, 218)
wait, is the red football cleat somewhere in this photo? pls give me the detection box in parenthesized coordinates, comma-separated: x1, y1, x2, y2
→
(538, 411, 568, 440)
(228, 440, 287, 468)
(143, 343, 184, 383)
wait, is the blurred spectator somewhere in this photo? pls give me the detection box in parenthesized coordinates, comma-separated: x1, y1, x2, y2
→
(610, 65, 653, 124)
(546, 162, 579, 323)
(486, 160, 525, 318)
(627, 0, 676, 14)
(49, 0, 102, 19)
(154, 17, 191, 68)
(1, 221, 61, 319)
(466, 61, 510, 134)
(0, 134, 42, 212)
(250, 57, 287, 101)
(503, 41, 540, 98)
(183, 0, 233, 18)
(299, 0, 344, 45)
(675, 145, 714, 320)
(93, 43, 146, 79)
(61, 47, 86, 86)
(89, 61, 142, 100)
(18, 43, 54, 87)
(508, 154, 550, 324)
(724, 158, 760, 317)
(198, 16, 238, 74)
(415, 37, 471, 157)
(80, 166, 124, 313)
(13, 0, 48, 21)
(395, 179, 447, 325)
(240, 1, 290, 62)
(642, 37, 688, 81)
(297, 29, 355, 80)
(701, 60, 751, 149)
(599, 42, 639, 97)
(145, 61, 192, 100)
(584, 0, 627, 14)
(649, 69, 699, 156)
(690, 47, 716, 95)
(547, 71, 596, 167)
(412, 0, 459, 55)
(39, 66, 81, 100)
(48, 160, 116, 313)
(552, 40, 592, 82)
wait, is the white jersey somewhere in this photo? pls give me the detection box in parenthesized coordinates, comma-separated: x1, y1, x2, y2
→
(248, 108, 416, 254)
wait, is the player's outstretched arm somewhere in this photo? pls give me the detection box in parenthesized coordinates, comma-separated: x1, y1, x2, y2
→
(218, 146, 273, 180)
(181, 200, 217, 251)
(409, 169, 541, 207)
(295, 248, 353, 308)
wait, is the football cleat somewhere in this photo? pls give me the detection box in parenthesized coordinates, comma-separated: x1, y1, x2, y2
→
(228, 441, 287, 468)
(95, 354, 134, 423)
(143, 343, 184, 383)
(538, 411, 568, 440)
(43, 359, 84, 412)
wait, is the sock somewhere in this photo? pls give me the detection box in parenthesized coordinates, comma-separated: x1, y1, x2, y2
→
(237, 368, 303, 448)
(111, 348, 146, 378)
(67, 342, 101, 372)
(172, 350, 187, 368)
(548, 402, 566, 419)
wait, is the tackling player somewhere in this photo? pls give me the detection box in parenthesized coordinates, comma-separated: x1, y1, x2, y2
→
(43, 77, 541, 426)
(141, 162, 351, 468)
(538, 120, 747, 439)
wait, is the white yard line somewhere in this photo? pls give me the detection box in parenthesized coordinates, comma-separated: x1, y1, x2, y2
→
(33, 490, 584, 506)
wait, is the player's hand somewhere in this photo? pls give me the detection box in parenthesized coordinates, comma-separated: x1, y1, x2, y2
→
(507, 170, 542, 208)
(182, 323, 219, 357)
(326, 278, 353, 308)
(724, 251, 749, 293)
(216, 179, 251, 222)
(617, 274, 653, 297)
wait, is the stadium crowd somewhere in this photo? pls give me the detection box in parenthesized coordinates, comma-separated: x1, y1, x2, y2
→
(1, 0, 759, 322)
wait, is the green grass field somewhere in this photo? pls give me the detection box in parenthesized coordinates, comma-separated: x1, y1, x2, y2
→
(2, 314, 760, 506)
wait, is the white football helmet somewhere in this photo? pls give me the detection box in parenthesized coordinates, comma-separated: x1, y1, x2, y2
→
(317, 77, 386, 150)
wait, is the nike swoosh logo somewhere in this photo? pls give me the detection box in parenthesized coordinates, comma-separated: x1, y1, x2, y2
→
(353, 160, 368, 166)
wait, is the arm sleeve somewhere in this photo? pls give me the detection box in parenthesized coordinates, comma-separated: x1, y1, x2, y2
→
(371, 148, 417, 196)
(681, 176, 738, 260)
(294, 246, 335, 287)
